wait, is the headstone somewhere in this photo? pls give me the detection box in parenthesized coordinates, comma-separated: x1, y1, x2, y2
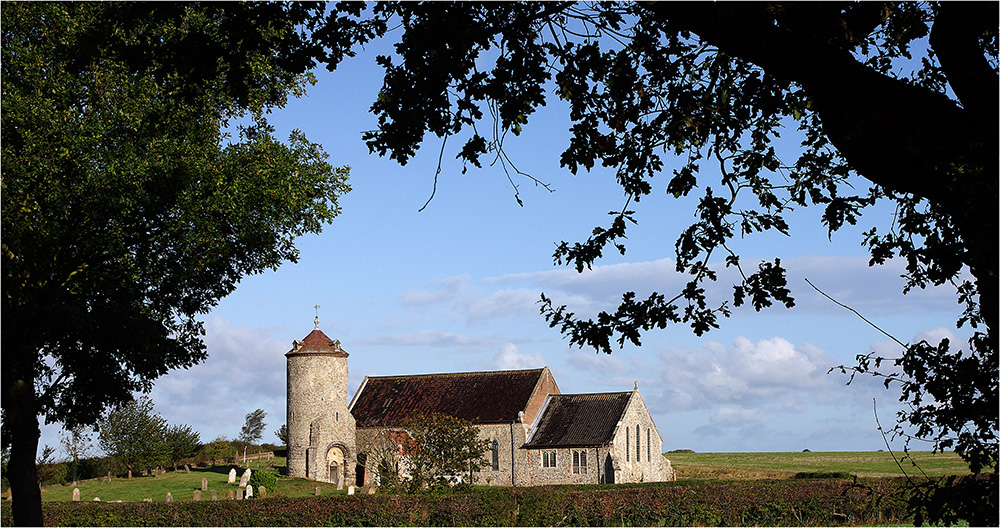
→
(236, 489, 244, 500)
(314, 487, 321, 496)
(210, 490, 218, 501)
(239, 468, 251, 487)
(143, 498, 152, 503)
(165, 492, 173, 503)
(93, 497, 100, 502)
(193, 490, 201, 501)
(226, 490, 234, 500)
(72, 488, 80, 502)
(245, 485, 253, 499)
(184, 464, 191, 473)
(347, 486, 355, 496)
(201, 477, 208, 491)
(258, 486, 266, 498)
(228, 468, 237, 484)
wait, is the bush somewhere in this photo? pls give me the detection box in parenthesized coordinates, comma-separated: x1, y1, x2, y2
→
(793, 471, 853, 479)
(247, 469, 278, 492)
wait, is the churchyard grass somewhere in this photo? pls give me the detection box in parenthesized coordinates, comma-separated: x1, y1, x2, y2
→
(40, 459, 346, 503)
(665, 450, 973, 480)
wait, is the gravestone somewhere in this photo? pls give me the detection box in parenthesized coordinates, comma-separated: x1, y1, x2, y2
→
(228, 468, 237, 484)
(236, 489, 244, 500)
(245, 485, 253, 499)
(93, 497, 100, 502)
(226, 490, 234, 500)
(193, 490, 201, 501)
(314, 487, 321, 496)
(258, 486, 266, 498)
(72, 488, 80, 502)
(143, 498, 152, 503)
(165, 492, 173, 503)
(184, 464, 191, 473)
(347, 486, 355, 496)
(239, 468, 251, 487)
(201, 477, 208, 491)
(210, 490, 218, 501)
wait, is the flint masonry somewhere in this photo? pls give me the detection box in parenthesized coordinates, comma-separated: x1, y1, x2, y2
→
(286, 322, 674, 487)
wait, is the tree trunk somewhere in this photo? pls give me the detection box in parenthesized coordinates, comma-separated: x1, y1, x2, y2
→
(6, 377, 43, 527)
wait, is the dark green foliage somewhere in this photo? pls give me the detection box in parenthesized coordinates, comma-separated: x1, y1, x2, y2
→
(402, 413, 491, 491)
(163, 425, 201, 471)
(311, 2, 997, 520)
(0, 478, 945, 526)
(793, 472, 853, 479)
(2, 1, 347, 523)
(97, 397, 169, 477)
(238, 410, 267, 445)
(247, 469, 278, 493)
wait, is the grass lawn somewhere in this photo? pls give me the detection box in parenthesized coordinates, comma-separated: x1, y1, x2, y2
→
(41, 457, 347, 503)
(664, 450, 973, 480)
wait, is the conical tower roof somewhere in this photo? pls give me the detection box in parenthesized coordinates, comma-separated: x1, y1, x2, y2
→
(286, 328, 348, 357)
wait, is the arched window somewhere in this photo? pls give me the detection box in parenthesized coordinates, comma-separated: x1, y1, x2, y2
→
(491, 440, 499, 471)
(636, 424, 640, 462)
(626, 428, 630, 461)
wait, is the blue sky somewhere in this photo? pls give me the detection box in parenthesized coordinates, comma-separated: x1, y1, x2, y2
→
(43, 35, 968, 458)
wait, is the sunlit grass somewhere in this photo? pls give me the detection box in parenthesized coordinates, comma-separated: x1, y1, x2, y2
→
(42, 457, 347, 503)
(664, 450, 974, 480)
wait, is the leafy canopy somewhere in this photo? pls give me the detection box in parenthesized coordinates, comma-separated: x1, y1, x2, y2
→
(310, 1, 997, 516)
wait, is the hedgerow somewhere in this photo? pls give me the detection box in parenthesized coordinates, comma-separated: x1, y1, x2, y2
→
(0, 477, 921, 526)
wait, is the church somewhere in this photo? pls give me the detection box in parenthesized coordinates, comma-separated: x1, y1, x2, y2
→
(285, 323, 674, 488)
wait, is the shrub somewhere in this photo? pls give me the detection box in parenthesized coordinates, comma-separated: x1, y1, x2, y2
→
(248, 469, 278, 492)
(793, 471, 853, 479)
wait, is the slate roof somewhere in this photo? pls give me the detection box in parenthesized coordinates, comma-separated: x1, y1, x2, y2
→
(350, 368, 547, 427)
(523, 392, 632, 448)
(286, 329, 349, 357)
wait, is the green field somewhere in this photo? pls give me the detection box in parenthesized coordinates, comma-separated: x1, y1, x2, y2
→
(664, 450, 973, 480)
(39, 457, 347, 503)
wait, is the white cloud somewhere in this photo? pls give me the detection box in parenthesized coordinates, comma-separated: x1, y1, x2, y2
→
(358, 330, 503, 349)
(147, 316, 288, 444)
(710, 407, 772, 427)
(486, 343, 546, 371)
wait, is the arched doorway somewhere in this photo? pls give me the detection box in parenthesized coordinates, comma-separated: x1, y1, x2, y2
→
(603, 453, 615, 484)
(327, 446, 345, 485)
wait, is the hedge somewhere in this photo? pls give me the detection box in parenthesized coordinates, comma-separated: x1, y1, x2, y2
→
(1, 478, 915, 526)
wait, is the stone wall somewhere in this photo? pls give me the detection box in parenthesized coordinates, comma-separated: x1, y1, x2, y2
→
(522, 446, 610, 485)
(608, 389, 673, 483)
(287, 353, 356, 484)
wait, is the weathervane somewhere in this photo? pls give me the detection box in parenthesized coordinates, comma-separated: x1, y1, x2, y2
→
(314, 304, 321, 329)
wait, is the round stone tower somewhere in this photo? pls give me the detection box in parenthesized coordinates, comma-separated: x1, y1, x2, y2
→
(285, 318, 356, 486)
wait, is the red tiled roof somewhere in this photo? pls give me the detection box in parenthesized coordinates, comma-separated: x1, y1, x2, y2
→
(523, 392, 632, 448)
(350, 368, 547, 427)
(286, 329, 348, 357)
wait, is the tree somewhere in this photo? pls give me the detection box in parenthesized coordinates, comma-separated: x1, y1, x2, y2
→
(1, 3, 346, 524)
(58, 426, 94, 485)
(274, 424, 289, 446)
(402, 413, 490, 490)
(239, 409, 267, 445)
(96, 396, 168, 479)
(163, 424, 201, 471)
(310, 2, 996, 521)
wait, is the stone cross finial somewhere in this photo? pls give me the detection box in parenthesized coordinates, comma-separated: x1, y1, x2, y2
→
(634, 380, 638, 390)
(314, 305, 321, 329)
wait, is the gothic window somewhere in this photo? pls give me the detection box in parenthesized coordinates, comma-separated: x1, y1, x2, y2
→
(573, 450, 588, 474)
(626, 428, 630, 461)
(491, 440, 499, 471)
(636, 424, 640, 462)
(542, 450, 557, 468)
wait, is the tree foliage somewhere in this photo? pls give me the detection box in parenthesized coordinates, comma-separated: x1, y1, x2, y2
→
(309, 1, 996, 520)
(1, 2, 347, 524)
(274, 424, 289, 446)
(163, 424, 201, 471)
(239, 409, 267, 445)
(96, 396, 169, 477)
(402, 413, 490, 491)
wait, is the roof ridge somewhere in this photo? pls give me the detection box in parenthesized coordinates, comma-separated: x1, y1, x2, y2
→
(364, 367, 544, 380)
